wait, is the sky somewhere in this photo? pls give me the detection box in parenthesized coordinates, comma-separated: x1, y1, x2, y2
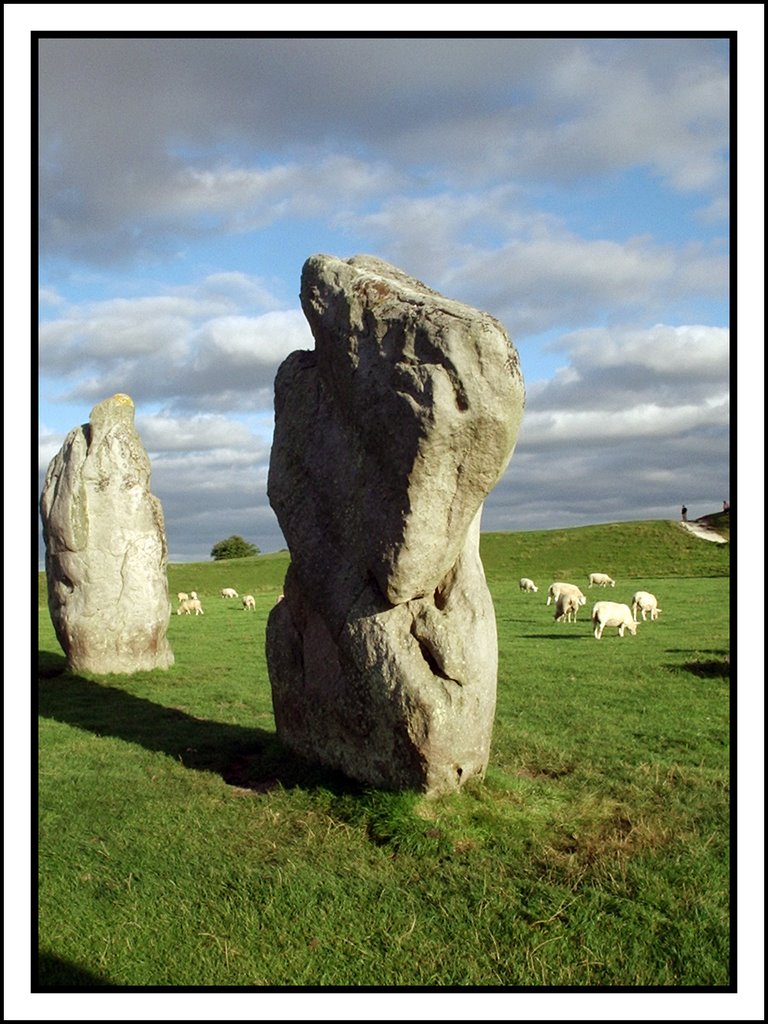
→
(31, 26, 742, 565)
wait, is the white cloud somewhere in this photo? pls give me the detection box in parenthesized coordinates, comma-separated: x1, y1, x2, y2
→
(553, 324, 730, 377)
(194, 311, 311, 365)
(345, 191, 728, 338)
(520, 396, 729, 448)
(39, 279, 313, 414)
(137, 412, 261, 453)
(37, 38, 729, 266)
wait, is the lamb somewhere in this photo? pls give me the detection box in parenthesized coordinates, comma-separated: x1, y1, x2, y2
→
(631, 591, 661, 622)
(554, 591, 581, 623)
(177, 592, 189, 604)
(589, 572, 616, 588)
(242, 594, 256, 611)
(221, 587, 238, 598)
(519, 577, 538, 593)
(591, 601, 637, 639)
(546, 582, 587, 607)
(177, 597, 204, 616)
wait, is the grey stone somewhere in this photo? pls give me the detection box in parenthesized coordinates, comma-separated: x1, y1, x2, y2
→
(266, 255, 524, 794)
(40, 393, 174, 674)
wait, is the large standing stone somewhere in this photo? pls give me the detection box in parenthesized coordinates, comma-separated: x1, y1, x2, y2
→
(40, 393, 174, 674)
(266, 255, 524, 794)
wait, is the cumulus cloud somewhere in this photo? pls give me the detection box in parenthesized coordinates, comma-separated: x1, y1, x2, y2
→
(522, 42, 729, 193)
(527, 324, 730, 414)
(39, 278, 313, 414)
(361, 198, 728, 337)
(136, 412, 261, 453)
(38, 37, 729, 266)
(482, 321, 730, 533)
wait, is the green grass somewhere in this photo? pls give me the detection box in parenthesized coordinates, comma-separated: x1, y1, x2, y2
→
(37, 520, 731, 988)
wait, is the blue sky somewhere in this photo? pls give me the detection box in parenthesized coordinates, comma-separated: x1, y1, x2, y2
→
(32, 28, 738, 564)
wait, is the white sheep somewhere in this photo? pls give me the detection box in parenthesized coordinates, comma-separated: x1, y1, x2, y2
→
(631, 591, 661, 622)
(591, 601, 637, 639)
(589, 572, 616, 588)
(519, 577, 538, 593)
(554, 591, 581, 623)
(221, 587, 238, 599)
(242, 594, 256, 611)
(177, 592, 189, 604)
(546, 582, 587, 607)
(177, 597, 204, 616)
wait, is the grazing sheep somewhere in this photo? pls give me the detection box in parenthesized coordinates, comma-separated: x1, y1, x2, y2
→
(221, 587, 238, 599)
(177, 592, 189, 604)
(631, 591, 661, 622)
(177, 597, 204, 616)
(591, 601, 637, 639)
(554, 591, 581, 623)
(519, 577, 538, 593)
(242, 594, 256, 611)
(546, 582, 587, 607)
(589, 572, 616, 588)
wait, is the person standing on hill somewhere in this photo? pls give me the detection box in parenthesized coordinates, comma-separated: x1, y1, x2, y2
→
(681, 505, 688, 522)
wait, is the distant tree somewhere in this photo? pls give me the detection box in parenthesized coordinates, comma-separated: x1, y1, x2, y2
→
(210, 535, 260, 561)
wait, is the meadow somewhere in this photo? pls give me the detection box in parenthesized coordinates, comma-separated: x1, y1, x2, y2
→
(36, 520, 731, 989)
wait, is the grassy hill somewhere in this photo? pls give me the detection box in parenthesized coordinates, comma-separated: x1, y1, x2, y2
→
(479, 519, 729, 584)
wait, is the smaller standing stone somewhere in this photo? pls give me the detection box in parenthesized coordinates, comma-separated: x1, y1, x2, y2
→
(40, 394, 174, 674)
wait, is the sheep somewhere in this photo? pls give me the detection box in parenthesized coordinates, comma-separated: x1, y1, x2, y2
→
(591, 601, 637, 639)
(546, 582, 587, 607)
(177, 592, 189, 604)
(221, 587, 238, 599)
(519, 577, 538, 593)
(631, 591, 661, 622)
(242, 594, 256, 611)
(177, 597, 204, 616)
(554, 591, 582, 623)
(589, 572, 616, 588)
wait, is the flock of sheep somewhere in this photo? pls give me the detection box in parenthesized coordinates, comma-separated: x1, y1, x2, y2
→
(518, 573, 661, 640)
(175, 574, 660, 640)
(175, 587, 257, 616)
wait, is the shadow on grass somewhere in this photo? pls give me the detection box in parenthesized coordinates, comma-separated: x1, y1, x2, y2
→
(35, 951, 115, 989)
(37, 650, 364, 797)
(664, 649, 731, 679)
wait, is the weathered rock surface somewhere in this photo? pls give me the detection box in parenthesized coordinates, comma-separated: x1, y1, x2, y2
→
(40, 393, 174, 674)
(266, 255, 524, 794)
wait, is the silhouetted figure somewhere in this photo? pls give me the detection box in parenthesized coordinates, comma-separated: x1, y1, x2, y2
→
(723, 500, 730, 513)
(681, 505, 688, 522)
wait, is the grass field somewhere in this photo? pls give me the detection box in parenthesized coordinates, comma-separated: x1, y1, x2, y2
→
(36, 519, 731, 989)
